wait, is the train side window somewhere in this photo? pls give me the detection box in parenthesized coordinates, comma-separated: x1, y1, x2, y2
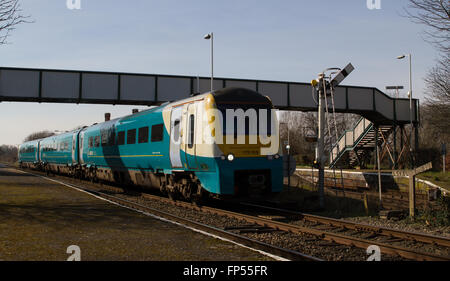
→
(151, 124, 163, 142)
(88, 137, 93, 148)
(117, 131, 125, 145)
(138, 127, 149, 143)
(101, 131, 109, 146)
(173, 120, 180, 142)
(127, 129, 136, 144)
(188, 114, 194, 148)
(94, 136, 100, 147)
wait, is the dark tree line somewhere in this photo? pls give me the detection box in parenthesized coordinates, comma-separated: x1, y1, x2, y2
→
(23, 130, 55, 142)
(0, 145, 18, 163)
(0, 130, 55, 163)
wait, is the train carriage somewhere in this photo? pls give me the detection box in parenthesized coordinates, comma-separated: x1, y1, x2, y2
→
(39, 130, 82, 175)
(18, 87, 284, 200)
(18, 139, 41, 168)
(79, 106, 171, 186)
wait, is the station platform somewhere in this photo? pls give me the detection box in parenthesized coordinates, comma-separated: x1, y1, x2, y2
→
(0, 165, 272, 261)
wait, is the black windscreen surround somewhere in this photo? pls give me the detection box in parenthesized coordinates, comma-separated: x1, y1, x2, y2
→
(213, 88, 273, 136)
(213, 87, 272, 105)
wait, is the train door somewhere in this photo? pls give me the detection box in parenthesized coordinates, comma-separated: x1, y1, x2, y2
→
(72, 134, 77, 164)
(35, 142, 39, 162)
(184, 103, 198, 169)
(79, 130, 85, 165)
(169, 107, 182, 168)
(39, 142, 43, 162)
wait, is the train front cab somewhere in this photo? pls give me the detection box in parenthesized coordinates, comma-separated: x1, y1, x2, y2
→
(166, 88, 283, 198)
(211, 89, 283, 198)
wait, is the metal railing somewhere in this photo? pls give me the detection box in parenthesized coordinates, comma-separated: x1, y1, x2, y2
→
(329, 117, 373, 166)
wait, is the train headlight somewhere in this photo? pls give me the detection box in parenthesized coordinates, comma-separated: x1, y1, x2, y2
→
(267, 154, 280, 160)
(227, 154, 235, 162)
(220, 155, 226, 160)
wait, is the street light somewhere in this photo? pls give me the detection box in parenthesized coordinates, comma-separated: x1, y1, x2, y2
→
(204, 32, 214, 92)
(397, 53, 414, 167)
(280, 122, 291, 187)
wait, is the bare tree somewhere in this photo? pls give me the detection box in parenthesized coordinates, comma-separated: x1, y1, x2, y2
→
(424, 55, 450, 104)
(23, 130, 55, 142)
(0, 0, 31, 45)
(279, 111, 359, 165)
(405, 0, 450, 53)
(423, 55, 450, 147)
(404, 1, 450, 168)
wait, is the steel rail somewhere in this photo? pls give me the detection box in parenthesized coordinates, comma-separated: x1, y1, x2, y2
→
(138, 194, 449, 261)
(240, 202, 450, 248)
(13, 166, 448, 261)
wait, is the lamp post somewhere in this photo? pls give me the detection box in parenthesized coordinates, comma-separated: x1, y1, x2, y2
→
(397, 54, 414, 168)
(280, 122, 291, 187)
(204, 32, 214, 92)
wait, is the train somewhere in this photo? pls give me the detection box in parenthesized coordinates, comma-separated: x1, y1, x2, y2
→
(18, 87, 283, 201)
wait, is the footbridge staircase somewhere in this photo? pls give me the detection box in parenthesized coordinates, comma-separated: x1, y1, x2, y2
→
(329, 118, 395, 168)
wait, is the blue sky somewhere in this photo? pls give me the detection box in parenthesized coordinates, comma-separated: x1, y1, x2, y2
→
(0, 0, 438, 145)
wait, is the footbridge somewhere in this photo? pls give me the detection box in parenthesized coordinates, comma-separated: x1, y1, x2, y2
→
(0, 66, 419, 167)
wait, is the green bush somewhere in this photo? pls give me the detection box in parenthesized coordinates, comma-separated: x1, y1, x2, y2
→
(417, 195, 450, 226)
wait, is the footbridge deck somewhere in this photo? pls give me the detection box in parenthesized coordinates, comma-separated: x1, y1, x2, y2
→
(0, 67, 418, 125)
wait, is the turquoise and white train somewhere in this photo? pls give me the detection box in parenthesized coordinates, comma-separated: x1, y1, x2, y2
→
(18, 88, 283, 200)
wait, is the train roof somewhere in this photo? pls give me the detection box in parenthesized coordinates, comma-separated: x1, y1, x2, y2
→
(20, 87, 272, 144)
(212, 87, 272, 106)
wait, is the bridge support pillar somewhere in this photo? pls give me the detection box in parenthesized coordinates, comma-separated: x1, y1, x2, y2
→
(414, 123, 419, 165)
(409, 175, 416, 218)
(393, 124, 397, 170)
(375, 125, 383, 209)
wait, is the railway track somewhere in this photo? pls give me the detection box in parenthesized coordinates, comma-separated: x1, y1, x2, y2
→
(12, 165, 450, 261)
(151, 198, 449, 261)
(14, 167, 319, 261)
(238, 202, 450, 248)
